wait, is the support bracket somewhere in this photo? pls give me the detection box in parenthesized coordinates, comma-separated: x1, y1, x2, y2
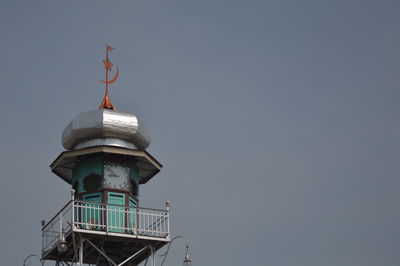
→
(83, 238, 152, 266)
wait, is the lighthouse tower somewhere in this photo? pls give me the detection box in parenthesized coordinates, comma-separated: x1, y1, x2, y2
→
(41, 47, 170, 265)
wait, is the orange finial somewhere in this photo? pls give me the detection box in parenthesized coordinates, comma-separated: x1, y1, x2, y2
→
(99, 45, 119, 110)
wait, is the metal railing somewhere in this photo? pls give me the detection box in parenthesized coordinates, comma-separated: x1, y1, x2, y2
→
(42, 200, 170, 255)
(42, 201, 72, 255)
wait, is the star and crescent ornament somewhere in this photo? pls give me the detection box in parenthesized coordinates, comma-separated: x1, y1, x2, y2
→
(99, 45, 119, 110)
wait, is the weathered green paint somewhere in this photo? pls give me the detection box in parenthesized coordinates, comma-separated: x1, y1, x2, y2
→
(130, 164, 139, 184)
(128, 197, 137, 232)
(130, 164, 140, 197)
(72, 157, 103, 193)
(71, 158, 142, 234)
(107, 192, 125, 233)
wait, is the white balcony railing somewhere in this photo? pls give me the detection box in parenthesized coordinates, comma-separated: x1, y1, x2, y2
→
(42, 200, 170, 255)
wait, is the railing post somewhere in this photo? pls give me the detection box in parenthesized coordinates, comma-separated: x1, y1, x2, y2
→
(41, 220, 46, 254)
(150, 245, 156, 266)
(59, 213, 63, 241)
(106, 203, 109, 233)
(136, 206, 140, 238)
(71, 189, 75, 230)
(165, 201, 171, 241)
(79, 238, 84, 266)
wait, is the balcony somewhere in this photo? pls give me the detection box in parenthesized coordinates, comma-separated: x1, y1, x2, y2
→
(42, 200, 170, 261)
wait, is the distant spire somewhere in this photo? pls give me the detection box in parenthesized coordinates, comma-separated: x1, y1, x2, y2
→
(183, 244, 192, 266)
(99, 45, 119, 110)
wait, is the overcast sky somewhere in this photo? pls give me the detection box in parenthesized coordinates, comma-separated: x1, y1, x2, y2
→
(1, 0, 400, 265)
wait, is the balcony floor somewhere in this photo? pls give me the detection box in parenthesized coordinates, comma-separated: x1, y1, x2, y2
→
(43, 230, 168, 265)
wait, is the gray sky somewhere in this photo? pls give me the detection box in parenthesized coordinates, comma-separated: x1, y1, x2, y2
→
(1, 0, 400, 265)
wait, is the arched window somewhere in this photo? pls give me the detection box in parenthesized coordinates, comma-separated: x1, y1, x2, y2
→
(130, 180, 139, 197)
(83, 173, 102, 192)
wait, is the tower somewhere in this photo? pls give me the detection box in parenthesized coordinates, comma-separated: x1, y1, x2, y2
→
(41, 47, 170, 265)
(183, 245, 192, 266)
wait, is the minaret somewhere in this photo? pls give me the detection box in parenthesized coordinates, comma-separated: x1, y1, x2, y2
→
(41, 47, 171, 266)
(183, 245, 192, 266)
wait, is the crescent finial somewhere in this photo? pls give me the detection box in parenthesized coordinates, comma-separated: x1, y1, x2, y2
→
(99, 45, 118, 110)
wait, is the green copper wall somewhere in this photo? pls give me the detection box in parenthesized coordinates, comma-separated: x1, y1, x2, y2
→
(72, 157, 103, 193)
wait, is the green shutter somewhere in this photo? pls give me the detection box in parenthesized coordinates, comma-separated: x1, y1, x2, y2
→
(128, 197, 137, 233)
(81, 192, 102, 230)
(107, 192, 125, 233)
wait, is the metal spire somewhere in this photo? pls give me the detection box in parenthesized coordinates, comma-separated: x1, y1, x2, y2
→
(183, 244, 192, 266)
(99, 45, 119, 110)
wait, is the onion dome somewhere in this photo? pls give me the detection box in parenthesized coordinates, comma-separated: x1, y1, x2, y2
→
(62, 109, 150, 151)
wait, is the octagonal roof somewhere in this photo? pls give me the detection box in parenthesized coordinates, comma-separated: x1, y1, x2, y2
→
(51, 146, 162, 184)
